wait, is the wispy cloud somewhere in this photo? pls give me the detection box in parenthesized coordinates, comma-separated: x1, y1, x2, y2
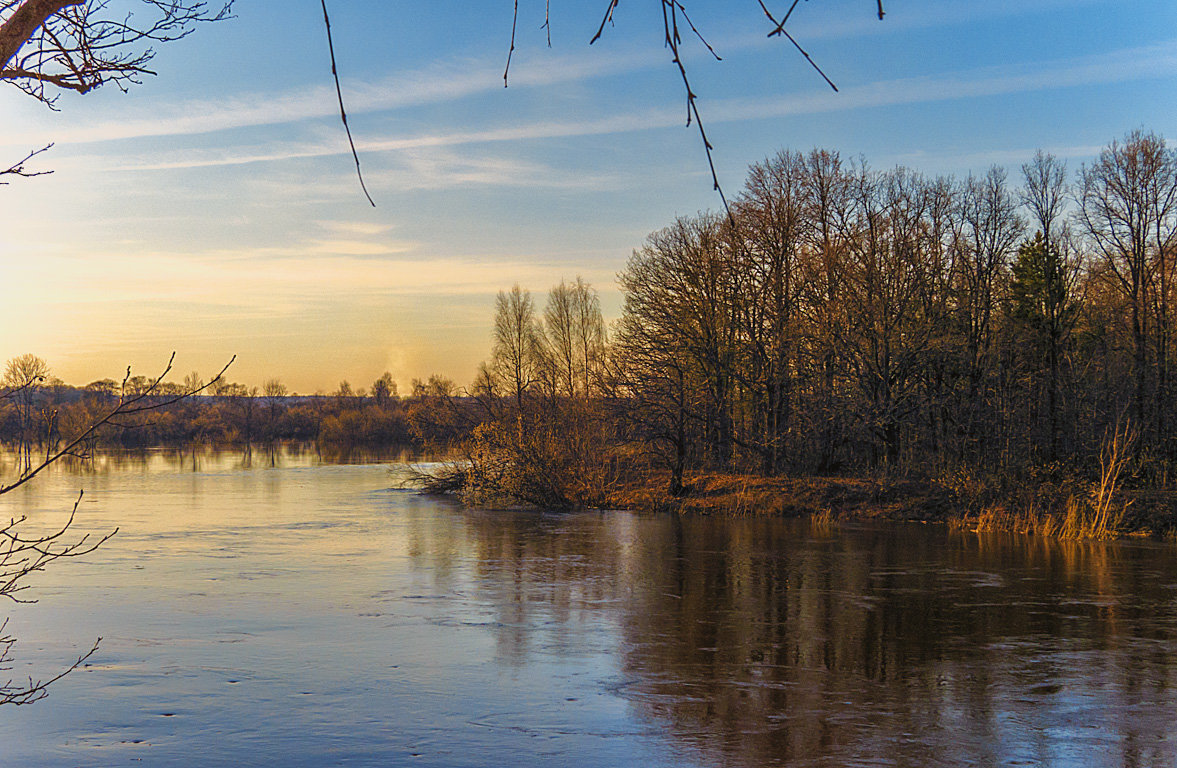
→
(1, 46, 665, 149)
(711, 40, 1177, 123)
(89, 40, 1177, 175)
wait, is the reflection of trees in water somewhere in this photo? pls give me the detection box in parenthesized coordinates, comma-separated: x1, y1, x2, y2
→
(618, 522, 1177, 767)
(401, 508, 1177, 768)
(0, 443, 414, 477)
(403, 505, 631, 665)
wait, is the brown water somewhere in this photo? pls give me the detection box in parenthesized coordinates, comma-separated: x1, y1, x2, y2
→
(1, 449, 1175, 767)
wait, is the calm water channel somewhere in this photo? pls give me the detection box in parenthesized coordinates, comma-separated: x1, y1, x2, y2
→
(1, 449, 1175, 767)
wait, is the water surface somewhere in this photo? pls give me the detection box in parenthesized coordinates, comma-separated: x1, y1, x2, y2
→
(1, 450, 1175, 767)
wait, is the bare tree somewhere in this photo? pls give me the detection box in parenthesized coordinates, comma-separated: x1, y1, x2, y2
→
(840, 165, 938, 465)
(1019, 151, 1081, 459)
(543, 281, 578, 399)
(956, 167, 1025, 404)
(733, 149, 806, 474)
(491, 284, 544, 411)
(1078, 130, 1177, 448)
(0, 0, 232, 106)
(569, 277, 606, 397)
(616, 214, 739, 477)
(371, 372, 396, 406)
(261, 378, 287, 442)
(3, 353, 49, 474)
(540, 277, 605, 399)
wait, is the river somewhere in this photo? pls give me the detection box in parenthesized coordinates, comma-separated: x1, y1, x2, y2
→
(0, 449, 1175, 767)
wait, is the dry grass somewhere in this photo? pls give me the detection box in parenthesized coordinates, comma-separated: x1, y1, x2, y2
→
(953, 420, 1137, 540)
(606, 471, 951, 519)
(809, 508, 838, 534)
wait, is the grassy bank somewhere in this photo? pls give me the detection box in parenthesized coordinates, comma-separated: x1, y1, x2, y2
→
(417, 461, 1177, 541)
(602, 472, 953, 520)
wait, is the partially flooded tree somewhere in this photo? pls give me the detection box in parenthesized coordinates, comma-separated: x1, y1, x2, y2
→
(3, 353, 49, 474)
(261, 378, 287, 442)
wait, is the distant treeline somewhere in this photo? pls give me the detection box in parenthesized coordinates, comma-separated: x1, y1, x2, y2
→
(0, 359, 471, 463)
(445, 130, 1177, 519)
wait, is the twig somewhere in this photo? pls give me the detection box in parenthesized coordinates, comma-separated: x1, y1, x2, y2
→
(661, 1, 729, 213)
(589, 0, 620, 45)
(0, 353, 235, 497)
(504, 0, 519, 85)
(0, 143, 53, 184)
(776, 26, 837, 92)
(319, 0, 374, 207)
(761, 1, 838, 92)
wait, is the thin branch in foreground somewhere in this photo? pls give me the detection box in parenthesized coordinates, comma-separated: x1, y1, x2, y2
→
(1, 488, 112, 705)
(504, 0, 518, 85)
(661, 0, 729, 213)
(319, 0, 374, 207)
(775, 26, 837, 92)
(761, 1, 838, 92)
(589, 0, 620, 45)
(0, 352, 235, 497)
(761, 0, 802, 37)
(0, 143, 53, 183)
(1, 632, 99, 707)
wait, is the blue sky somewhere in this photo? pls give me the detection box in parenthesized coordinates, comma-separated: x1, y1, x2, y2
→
(2, 0, 1176, 392)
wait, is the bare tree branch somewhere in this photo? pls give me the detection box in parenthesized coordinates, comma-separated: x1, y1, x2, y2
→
(0, 142, 52, 183)
(1, 1, 233, 108)
(0, 352, 235, 496)
(319, 0, 374, 207)
(0, 353, 234, 706)
(504, 0, 518, 86)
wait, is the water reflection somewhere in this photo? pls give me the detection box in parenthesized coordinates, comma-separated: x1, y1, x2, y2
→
(0, 443, 423, 478)
(1, 457, 1174, 767)
(405, 510, 1177, 768)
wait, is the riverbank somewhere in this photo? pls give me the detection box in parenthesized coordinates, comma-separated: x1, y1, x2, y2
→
(604, 472, 955, 521)
(598, 470, 1177, 540)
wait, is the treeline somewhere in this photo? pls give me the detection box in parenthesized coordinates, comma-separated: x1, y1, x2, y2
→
(0, 356, 469, 461)
(454, 130, 1177, 516)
